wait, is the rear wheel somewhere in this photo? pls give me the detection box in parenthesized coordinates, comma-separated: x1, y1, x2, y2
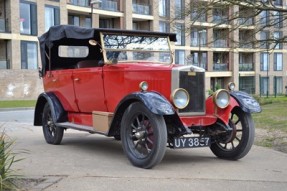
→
(121, 102, 167, 169)
(210, 107, 255, 160)
(42, 103, 64, 145)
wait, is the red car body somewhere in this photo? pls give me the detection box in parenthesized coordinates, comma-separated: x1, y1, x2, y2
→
(34, 25, 261, 168)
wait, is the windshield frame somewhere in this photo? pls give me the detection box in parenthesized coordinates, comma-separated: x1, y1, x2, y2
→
(100, 32, 174, 65)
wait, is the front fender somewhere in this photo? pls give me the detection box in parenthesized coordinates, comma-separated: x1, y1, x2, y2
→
(118, 91, 175, 115)
(230, 91, 262, 113)
(34, 92, 67, 126)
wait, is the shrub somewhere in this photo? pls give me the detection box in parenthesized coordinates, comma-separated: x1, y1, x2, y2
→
(0, 130, 22, 191)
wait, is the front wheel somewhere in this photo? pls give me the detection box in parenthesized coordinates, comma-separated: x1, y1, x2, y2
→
(121, 102, 167, 169)
(210, 107, 255, 160)
(42, 103, 64, 145)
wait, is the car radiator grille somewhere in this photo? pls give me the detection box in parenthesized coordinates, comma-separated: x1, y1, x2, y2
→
(178, 71, 205, 114)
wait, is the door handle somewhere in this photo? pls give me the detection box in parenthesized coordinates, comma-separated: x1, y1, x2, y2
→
(52, 79, 57, 82)
(74, 78, 80, 82)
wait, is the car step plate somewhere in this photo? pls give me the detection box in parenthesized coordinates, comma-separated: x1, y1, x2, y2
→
(173, 136, 211, 149)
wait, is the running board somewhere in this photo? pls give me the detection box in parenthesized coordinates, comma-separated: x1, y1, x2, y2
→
(56, 122, 100, 134)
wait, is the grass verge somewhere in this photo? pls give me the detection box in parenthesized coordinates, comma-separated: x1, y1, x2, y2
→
(0, 100, 36, 109)
(252, 96, 287, 152)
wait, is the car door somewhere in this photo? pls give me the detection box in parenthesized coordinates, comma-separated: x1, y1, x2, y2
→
(43, 69, 79, 112)
(73, 67, 107, 113)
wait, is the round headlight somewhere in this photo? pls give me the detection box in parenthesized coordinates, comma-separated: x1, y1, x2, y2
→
(213, 89, 230, 109)
(228, 82, 236, 91)
(171, 88, 190, 109)
(139, 81, 148, 91)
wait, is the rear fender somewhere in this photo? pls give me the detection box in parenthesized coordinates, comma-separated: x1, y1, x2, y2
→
(34, 92, 67, 126)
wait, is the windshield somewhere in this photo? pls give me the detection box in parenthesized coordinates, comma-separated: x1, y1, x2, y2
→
(102, 33, 173, 64)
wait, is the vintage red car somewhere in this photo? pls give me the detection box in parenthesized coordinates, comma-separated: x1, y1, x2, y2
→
(34, 25, 261, 169)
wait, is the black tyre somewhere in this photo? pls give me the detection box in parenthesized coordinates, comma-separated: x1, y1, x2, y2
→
(210, 107, 255, 160)
(121, 102, 167, 169)
(42, 103, 64, 145)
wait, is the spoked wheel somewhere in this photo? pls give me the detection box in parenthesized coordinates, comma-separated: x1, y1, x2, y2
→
(210, 107, 255, 160)
(42, 103, 64, 145)
(121, 102, 167, 169)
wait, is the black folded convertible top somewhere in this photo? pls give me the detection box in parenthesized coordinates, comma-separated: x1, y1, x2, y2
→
(38, 25, 177, 74)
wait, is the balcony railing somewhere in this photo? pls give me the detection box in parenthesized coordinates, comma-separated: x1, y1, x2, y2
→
(190, 38, 207, 47)
(0, 60, 10, 69)
(213, 63, 228, 71)
(133, 3, 150, 15)
(213, 39, 228, 48)
(239, 42, 253, 48)
(239, 63, 254, 71)
(69, 0, 89, 7)
(238, 18, 253, 26)
(213, 15, 228, 24)
(192, 63, 207, 70)
(99, 0, 118, 11)
(0, 18, 6, 32)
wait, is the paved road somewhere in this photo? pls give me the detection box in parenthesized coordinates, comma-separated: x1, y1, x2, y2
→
(0, 110, 287, 190)
(0, 109, 34, 123)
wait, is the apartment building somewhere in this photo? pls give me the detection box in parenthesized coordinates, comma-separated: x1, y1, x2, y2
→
(0, 0, 286, 99)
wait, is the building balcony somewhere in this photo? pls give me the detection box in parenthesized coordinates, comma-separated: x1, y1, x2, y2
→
(133, 3, 151, 15)
(99, 0, 119, 12)
(0, 18, 6, 32)
(238, 18, 253, 26)
(239, 63, 254, 71)
(239, 42, 253, 48)
(213, 15, 228, 24)
(213, 63, 228, 71)
(213, 39, 228, 48)
(192, 63, 207, 70)
(190, 38, 207, 47)
(68, 0, 89, 7)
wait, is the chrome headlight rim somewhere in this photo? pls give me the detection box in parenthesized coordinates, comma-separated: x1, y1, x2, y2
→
(139, 81, 149, 91)
(227, 82, 236, 91)
(213, 89, 230, 109)
(171, 88, 190, 109)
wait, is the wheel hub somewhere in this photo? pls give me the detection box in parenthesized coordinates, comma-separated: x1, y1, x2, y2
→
(135, 130, 146, 139)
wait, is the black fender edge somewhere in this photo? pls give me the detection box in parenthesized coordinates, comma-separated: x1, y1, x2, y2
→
(34, 92, 68, 126)
(230, 91, 262, 113)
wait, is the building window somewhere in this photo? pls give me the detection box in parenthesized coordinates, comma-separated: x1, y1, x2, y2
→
(273, 31, 283, 49)
(159, 0, 169, 17)
(259, 10, 269, 26)
(175, 0, 184, 19)
(272, 11, 283, 28)
(260, 77, 269, 95)
(159, 21, 169, 32)
(260, 52, 269, 71)
(45, 6, 60, 32)
(190, 2, 207, 22)
(190, 28, 207, 47)
(69, 0, 89, 7)
(20, 1, 37, 35)
(274, 76, 283, 95)
(260, 31, 269, 49)
(84, 17, 92, 28)
(239, 76, 255, 94)
(274, 53, 283, 71)
(175, 23, 185, 46)
(99, 19, 115, 28)
(188, 51, 207, 69)
(175, 50, 185, 65)
(21, 41, 38, 69)
(68, 15, 80, 26)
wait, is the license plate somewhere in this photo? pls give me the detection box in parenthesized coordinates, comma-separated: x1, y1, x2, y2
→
(173, 136, 210, 149)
